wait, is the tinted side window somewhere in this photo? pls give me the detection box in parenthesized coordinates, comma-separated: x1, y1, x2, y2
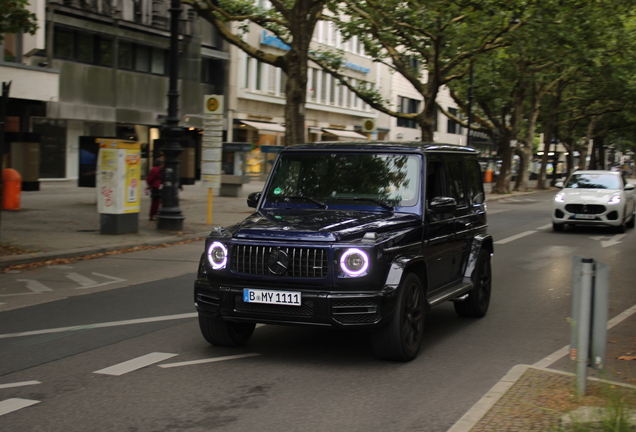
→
(446, 156, 466, 207)
(465, 158, 485, 204)
(425, 156, 447, 207)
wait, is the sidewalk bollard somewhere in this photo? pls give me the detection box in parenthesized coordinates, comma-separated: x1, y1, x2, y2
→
(570, 256, 609, 396)
(2, 168, 22, 211)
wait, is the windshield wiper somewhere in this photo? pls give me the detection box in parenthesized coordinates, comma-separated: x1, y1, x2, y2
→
(332, 197, 394, 211)
(281, 195, 327, 208)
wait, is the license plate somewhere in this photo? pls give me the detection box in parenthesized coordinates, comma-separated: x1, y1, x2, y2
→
(243, 288, 301, 306)
(574, 214, 596, 220)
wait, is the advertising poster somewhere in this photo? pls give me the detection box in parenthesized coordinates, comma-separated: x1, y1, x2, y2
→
(96, 140, 141, 214)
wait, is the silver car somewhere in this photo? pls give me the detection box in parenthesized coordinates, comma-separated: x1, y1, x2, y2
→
(552, 170, 636, 232)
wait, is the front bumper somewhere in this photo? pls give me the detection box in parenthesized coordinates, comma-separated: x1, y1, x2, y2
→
(194, 278, 397, 330)
(552, 203, 624, 227)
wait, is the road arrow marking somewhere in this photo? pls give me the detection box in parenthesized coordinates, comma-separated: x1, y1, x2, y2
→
(159, 353, 261, 368)
(94, 352, 178, 376)
(0, 398, 40, 417)
(66, 272, 127, 289)
(590, 234, 626, 248)
(15, 279, 53, 293)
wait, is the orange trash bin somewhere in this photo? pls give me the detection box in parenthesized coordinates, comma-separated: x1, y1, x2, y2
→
(2, 168, 22, 210)
(484, 169, 493, 183)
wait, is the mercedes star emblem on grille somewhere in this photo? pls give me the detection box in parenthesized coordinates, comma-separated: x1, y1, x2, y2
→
(268, 248, 289, 275)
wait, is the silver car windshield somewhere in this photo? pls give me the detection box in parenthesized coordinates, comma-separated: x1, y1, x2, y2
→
(565, 174, 621, 189)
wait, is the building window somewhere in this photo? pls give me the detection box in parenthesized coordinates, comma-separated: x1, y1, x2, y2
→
(245, 56, 251, 88)
(76, 33, 94, 63)
(150, 48, 165, 74)
(447, 107, 462, 134)
(98, 38, 113, 66)
(53, 28, 74, 59)
(201, 58, 225, 90)
(255, 60, 262, 90)
(397, 96, 420, 128)
(119, 41, 133, 69)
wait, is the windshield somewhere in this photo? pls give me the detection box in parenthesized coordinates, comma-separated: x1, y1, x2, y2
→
(264, 152, 421, 208)
(565, 174, 622, 190)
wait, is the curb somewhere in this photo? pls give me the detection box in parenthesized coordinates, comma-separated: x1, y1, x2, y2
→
(0, 231, 211, 270)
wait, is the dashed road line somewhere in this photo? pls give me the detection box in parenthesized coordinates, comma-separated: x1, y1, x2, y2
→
(159, 353, 261, 368)
(0, 398, 40, 416)
(0, 312, 198, 340)
(0, 381, 41, 390)
(494, 230, 537, 244)
(94, 352, 178, 376)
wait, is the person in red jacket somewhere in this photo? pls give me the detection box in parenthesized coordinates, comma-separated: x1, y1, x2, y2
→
(146, 159, 163, 221)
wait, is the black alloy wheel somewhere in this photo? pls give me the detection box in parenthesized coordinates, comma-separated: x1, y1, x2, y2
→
(371, 273, 425, 361)
(454, 249, 492, 318)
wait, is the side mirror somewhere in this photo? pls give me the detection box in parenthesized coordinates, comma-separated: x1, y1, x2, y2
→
(247, 192, 262, 208)
(429, 196, 457, 213)
(555, 181, 564, 188)
(625, 183, 635, 191)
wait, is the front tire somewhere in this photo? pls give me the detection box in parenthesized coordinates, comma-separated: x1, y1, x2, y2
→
(552, 222, 564, 232)
(371, 273, 425, 361)
(626, 210, 635, 229)
(454, 249, 492, 318)
(198, 313, 255, 347)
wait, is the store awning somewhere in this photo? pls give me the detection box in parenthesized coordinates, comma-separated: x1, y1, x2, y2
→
(322, 128, 367, 140)
(240, 120, 286, 134)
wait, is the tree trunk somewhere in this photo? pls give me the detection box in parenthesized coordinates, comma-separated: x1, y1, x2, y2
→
(492, 135, 513, 194)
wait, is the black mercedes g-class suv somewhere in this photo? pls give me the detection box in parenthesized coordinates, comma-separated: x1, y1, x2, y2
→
(194, 142, 493, 361)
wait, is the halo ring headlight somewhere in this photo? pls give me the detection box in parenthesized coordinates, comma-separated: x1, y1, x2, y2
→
(207, 242, 228, 270)
(340, 248, 369, 277)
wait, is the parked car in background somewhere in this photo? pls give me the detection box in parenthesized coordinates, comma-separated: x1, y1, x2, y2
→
(552, 170, 636, 232)
(193, 142, 493, 361)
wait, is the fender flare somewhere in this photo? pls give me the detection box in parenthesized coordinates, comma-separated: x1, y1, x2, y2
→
(384, 254, 427, 289)
(463, 233, 494, 279)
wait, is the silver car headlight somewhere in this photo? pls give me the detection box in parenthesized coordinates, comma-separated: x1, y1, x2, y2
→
(207, 242, 228, 270)
(608, 195, 621, 205)
(554, 192, 565, 203)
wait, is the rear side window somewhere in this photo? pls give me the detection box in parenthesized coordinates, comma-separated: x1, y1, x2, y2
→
(446, 157, 466, 207)
(465, 158, 485, 204)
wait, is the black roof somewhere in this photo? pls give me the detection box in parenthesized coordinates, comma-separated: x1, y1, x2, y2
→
(284, 141, 478, 154)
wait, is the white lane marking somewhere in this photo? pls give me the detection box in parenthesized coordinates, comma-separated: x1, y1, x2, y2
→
(0, 381, 41, 390)
(94, 352, 178, 376)
(75, 272, 127, 289)
(534, 303, 636, 369)
(159, 353, 261, 368)
(65, 272, 97, 287)
(537, 223, 553, 230)
(0, 398, 40, 416)
(15, 279, 53, 293)
(0, 312, 198, 340)
(494, 230, 536, 245)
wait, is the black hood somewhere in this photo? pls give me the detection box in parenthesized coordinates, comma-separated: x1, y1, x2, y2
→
(230, 209, 421, 242)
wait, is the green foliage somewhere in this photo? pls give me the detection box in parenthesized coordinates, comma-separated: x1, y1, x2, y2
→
(0, 0, 38, 43)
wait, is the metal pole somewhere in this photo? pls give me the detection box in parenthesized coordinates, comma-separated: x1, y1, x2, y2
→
(466, 64, 474, 148)
(156, 0, 185, 231)
(0, 81, 12, 240)
(576, 258, 594, 395)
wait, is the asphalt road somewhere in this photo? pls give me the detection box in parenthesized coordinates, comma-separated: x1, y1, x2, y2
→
(1, 188, 635, 431)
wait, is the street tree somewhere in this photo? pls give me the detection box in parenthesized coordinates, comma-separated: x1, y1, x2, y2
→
(319, 0, 528, 142)
(182, 0, 326, 145)
(0, 0, 38, 44)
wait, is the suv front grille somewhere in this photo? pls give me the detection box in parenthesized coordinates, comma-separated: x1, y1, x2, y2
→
(565, 204, 605, 214)
(231, 245, 328, 278)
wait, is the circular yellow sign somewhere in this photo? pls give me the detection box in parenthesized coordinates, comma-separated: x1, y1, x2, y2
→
(364, 120, 374, 131)
(207, 97, 219, 112)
